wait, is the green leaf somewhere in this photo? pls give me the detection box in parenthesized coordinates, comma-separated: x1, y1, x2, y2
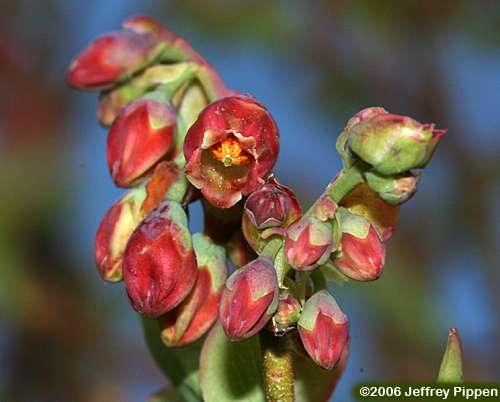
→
(437, 327, 464, 383)
(148, 386, 184, 402)
(294, 337, 349, 402)
(141, 317, 203, 402)
(200, 322, 266, 402)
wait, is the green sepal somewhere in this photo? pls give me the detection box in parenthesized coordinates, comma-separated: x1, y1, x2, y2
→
(175, 83, 208, 153)
(259, 237, 283, 261)
(437, 328, 464, 383)
(335, 127, 356, 168)
(319, 260, 349, 286)
(148, 386, 185, 402)
(192, 233, 227, 292)
(274, 246, 290, 288)
(335, 207, 370, 239)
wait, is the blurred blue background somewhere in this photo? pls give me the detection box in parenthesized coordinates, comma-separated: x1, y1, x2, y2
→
(1, 1, 499, 401)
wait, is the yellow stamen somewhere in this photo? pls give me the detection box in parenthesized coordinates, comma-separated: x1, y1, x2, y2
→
(211, 136, 251, 167)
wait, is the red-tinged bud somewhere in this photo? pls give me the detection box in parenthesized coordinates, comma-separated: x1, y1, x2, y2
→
(67, 31, 164, 90)
(333, 208, 386, 281)
(183, 95, 279, 208)
(122, 16, 205, 64)
(98, 63, 200, 127)
(345, 107, 387, 130)
(107, 96, 176, 187)
(341, 183, 399, 241)
(123, 201, 197, 318)
(242, 177, 302, 252)
(94, 186, 147, 282)
(365, 170, 420, 206)
(160, 234, 227, 347)
(298, 290, 349, 370)
(270, 291, 302, 335)
(284, 217, 333, 271)
(246, 177, 301, 229)
(347, 109, 446, 175)
(123, 16, 175, 38)
(312, 195, 338, 222)
(219, 258, 278, 341)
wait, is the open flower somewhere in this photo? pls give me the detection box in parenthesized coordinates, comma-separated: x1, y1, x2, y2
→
(183, 96, 279, 208)
(123, 201, 197, 318)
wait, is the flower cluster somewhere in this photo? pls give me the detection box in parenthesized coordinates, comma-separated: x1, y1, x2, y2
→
(68, 16, 445, 379)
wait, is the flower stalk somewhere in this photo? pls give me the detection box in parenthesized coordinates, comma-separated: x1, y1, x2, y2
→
(261, 331, 295, 402)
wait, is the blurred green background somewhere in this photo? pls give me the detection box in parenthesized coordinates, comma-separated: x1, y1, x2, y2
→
(1, 1, 499, 401)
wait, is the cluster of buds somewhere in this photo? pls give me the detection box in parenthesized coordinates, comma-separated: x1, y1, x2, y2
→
(68, 16, 233, 345)
(68, 16, 445, 384)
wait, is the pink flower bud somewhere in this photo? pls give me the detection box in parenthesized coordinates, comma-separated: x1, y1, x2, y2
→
(270, 291, 302, 335)
(219, 258, 278, 341)
(67, 31, 161, 90)
(242, 177, 302, 252)
(107, 97, 176, 187)
(94, 187, 146, 282)
(298, 290, 349, 370)
(183, 96, 279, 208)
(284, 217, 333, 271)
(160, 234, 227, 347)
(334, 209, 386, 281)
(123, 201, 197, 318)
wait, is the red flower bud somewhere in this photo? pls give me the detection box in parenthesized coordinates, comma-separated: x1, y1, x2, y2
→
(284, 217, 333, 271)
(107, 97, 176, 187)
(298, 290, 349, 370)
(160, 234, 227, 347)
(219, 258, 278, 341)
(123, 201, 197, 318)
(183, 96, 279, 208)
(94, 187, 146, 282)
(67, 31, 162, 90)
(334, 209, 386, 281)
(242, 177, 302, 252)
(246, 177, 301, 229)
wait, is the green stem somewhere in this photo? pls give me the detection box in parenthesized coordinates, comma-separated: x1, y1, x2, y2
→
(325, 161, 366, 203)
(261, 331, 295, 402)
